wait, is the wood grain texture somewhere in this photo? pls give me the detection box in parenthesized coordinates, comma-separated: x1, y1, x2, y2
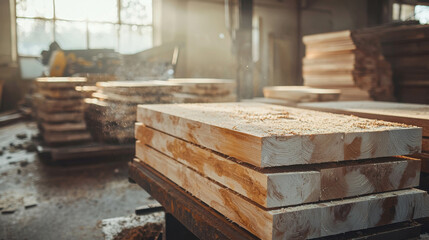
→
(168, 78, 236, 96)
(36, 77, 86, 89)
(134, 147, 429, 240)
(263, 86, 340, 103)
(136, 102, 422, 167)
(135, 124, 421, 208)
(298, 101, 429, 137)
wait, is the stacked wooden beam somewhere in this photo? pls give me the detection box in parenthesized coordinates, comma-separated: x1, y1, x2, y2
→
(168, 78, 237, 103)
(298, 100, 429, 175)
(134, 102, 429, 239)
(303, 30, 394, 101)
(263, 86, 340, 103)
(377, 24, 429, 104)
(85, 81, 181, 143)
(34, 77, 91, 145)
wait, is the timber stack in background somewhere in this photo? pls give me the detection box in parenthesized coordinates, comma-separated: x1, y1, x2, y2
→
(132, 102, 429, 240)
(168, 78, 237, 103)
(85, 81, 182, 143)
(302, 30, 394, 101)
(33, 77, 91, 146)
(377, 24, 429, 104)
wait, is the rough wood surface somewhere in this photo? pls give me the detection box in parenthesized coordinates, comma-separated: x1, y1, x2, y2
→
(36, 77, 86, 89)
(137, 102, 422, 167)
(37, 111, 84, 123)
(168, 78, 236, 96)
(96, 80, 181, 95)
(298, 101, 429, 137)
(43, 131, 91, 144)
(41, 122, 87, 132)
(263, 86, 341, 103)
(172, 93, 237, 103)
(136, 124, 421, 208)
(34, 94, 84, 113)
(134, 148, 429, 240)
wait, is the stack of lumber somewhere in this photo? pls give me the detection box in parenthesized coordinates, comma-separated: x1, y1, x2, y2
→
(133, 102, 429, 239)
(298, 100, 429, 174)
(376, 24, 429, 104)
(263, 86, 340, 103)
(34, 77, 91, 145)
(85, 81, 181, 143)
(74, 73, 117, 85)
(303, 30, 394, 101)
(168, 78, 237, 103)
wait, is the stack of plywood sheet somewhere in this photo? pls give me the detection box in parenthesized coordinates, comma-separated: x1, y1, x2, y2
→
(298, 100, 429, 174)
(133, 102, 429, 239)
(168, 78, 237, 103)
(263, 86, 340, 103)
(303, 30, 393, 101)
(85, 81, 181, 143)
(34, 77, 91, 145)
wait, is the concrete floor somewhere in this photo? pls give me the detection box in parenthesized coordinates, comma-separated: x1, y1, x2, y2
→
(0, 121, 155, 240)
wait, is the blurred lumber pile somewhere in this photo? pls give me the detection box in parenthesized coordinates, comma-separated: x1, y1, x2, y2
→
(168, 79, 237, 103)
(303, 30, 393, 101)
(34, 77, 91, 145)
(263, 86, 340, 103)
(85, 81, 181, 143)
(133, 102, 429, 239)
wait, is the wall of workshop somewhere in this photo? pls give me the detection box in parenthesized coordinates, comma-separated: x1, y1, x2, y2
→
(0, 0, 24, 111)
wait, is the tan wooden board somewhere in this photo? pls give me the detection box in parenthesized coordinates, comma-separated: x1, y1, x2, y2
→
(92, 91, 160, 104)
(37, 110, 84, 123)
(41, 122, 87, 132)
(172, 93, 237, 103)
(136, 125, 421, 208)
(241, 98, 297, 107)
(134, 147, 429, 240)
(43, 131, 91, 144)
(136, 102, 421, 168)
(303, 30, 352, 44)
(298, 101, 429, 137)
(168, 78, 236, 96)
(36, 77, 86, 89)
(38, 88, 83, 99)
(34, 94, 84, 113)
(263, 86, 341, 103)
(96, 80, 181, 95)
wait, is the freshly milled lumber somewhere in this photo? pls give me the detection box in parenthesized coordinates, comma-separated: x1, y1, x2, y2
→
(136, 102, 422, 167)
(172, 92, 237, 103)
(298, 101, 429, 137)
(262, 86, 341, 103)
(134, 147, 429, 240)
(136, 124, 421, 207)
(168, 78, 236, 96)
(35, 77, 86, 89)
(96, 80, 181, 95)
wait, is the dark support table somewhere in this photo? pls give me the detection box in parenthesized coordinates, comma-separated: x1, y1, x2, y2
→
(128, 160, 258, 240)
(129, 160, 423, 240)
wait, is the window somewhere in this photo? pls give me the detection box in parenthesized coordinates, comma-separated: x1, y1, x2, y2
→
(392, 3, 429, 25)
(15, 0, 153, 56)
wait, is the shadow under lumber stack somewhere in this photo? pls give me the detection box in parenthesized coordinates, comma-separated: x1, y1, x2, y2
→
(133, 102, 429, 239)
(85, 81, 181, 143)
(168, 78, 237, 103)
(34, 77, 91, 146)
(303, 30, 393, 101)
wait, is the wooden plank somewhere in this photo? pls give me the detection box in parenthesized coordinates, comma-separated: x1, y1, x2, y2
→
(136, 125, 421, 208)
(172, 93, 237, 103)
(298, 101, 429, 137)
(136, 102, 421, 168)
(128, 161, 259, 240)
(37, 110, 84, 123)
(33, 94, 84, 113)
(96, 80, 181, 95)
(43, 131, 91, 144)
(168, 78, 236, 96)
(262, 86, 341, 103)
(92, 91, 159, 104)
(38, 88, 82, 99)
(36, 77, 86, 89)
(134, 147, 429, 240)
(303, 30, 352, 44)
(41, 122, 87, 132)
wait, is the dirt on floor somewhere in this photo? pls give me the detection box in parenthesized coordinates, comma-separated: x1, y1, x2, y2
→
(0, 121, 156, 240)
